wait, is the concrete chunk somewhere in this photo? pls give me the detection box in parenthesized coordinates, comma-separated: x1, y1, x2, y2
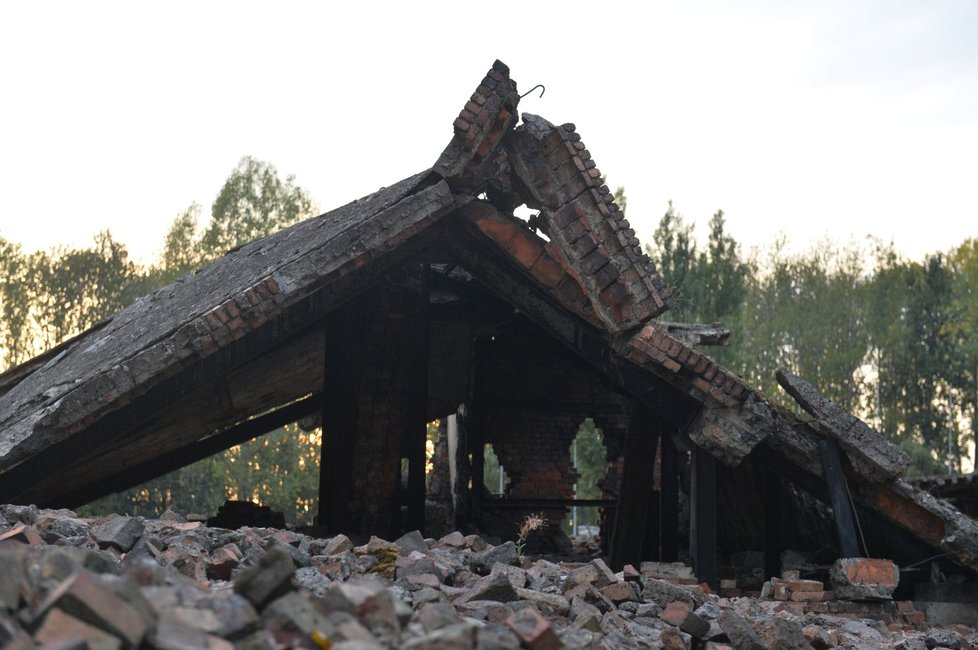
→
(829, 558, 899, 601)
(777, 368, 910, 479)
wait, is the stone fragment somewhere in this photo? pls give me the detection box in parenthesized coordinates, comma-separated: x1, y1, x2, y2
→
(35, 571, 151, 648)
(0, 504, 38, 525)
(394, 530, 428, 555)
(396, 555, 446, 582)
(355, 591, 401, 644)
(262, 592, 334, 637)
(829, 558, 899, 601)
(802, 624, 835, 649)
(0, 548, 25, 611)
(925, 628, 963, 650)
(233, 547, 295, 609)
(717, 611, 764, 650)
(590, 558, 618, 588)
(512, 587, 570, 616)
(437, 531, 466, 548)
(640, 561, 694, 580)
(403, 622, 476, 649)
(323, 534, 354, 556)
(470, 541, 517, 575)
(660, 599, 709, 639)
(415, 601, 461, 632)
(206, 543, 243, 581)
(361, 535, 398, 555)
(641, 577, 707, 608)
(460, 573, 520, 603)
(320, 611, 379, 646)
(506, 607, 560, 650)
(622, 564, 641, 582)
(598, 580, 638, 604)
(404, 573, 441, 590)
(660, 626, 690, 650)
(34, 608, 122, 650)
(752, 615, 809, 650)
(92, 516, 144, 552)
(194, 593, 260, 639)
(476, 623, 521, 650)
(294, 566, 331, 597)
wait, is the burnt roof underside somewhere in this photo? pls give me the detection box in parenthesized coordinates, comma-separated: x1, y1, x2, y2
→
(1, 60, 977, 576)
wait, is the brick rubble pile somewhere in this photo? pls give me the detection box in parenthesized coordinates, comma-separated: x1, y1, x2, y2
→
(0, 504, 974, 649)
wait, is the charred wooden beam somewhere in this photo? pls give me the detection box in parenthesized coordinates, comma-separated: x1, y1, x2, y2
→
(468, 338, 488, 529)
(660, 433, 681, 562)
(752, 441, 947, 567)
(817, 437, 863, 558)
(610, 402, 660, 570)
(691, 445, 719, 590)
(655, 321, 731, 347)
(776, 368, 910, 480)
(319, 307, 362, 533)
(57, 394, 320, 508)
(405, 265, 431, 533)
(761, 466, 785, 580)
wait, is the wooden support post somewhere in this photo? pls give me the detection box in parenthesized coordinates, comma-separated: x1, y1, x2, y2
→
(610, 402, 660, 570)
(660, 433, 680, 562)
(405, 264, 430, 534)
(817, 437, 862, 558)
(319, 310, 360, 533)
(468, 338, 487, 529)
(642, 476, 662, 561)
(762, 466, 784, 579)
(691, 445, 718, 591)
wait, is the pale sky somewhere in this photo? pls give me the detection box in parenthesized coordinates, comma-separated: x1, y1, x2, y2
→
(1, 1, 976, 265)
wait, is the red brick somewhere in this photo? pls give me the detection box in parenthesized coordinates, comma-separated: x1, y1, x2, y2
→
(662, 600, 691, 627)
(662, 359, 681, 373)
(665, 338, 683, 358)
(506, 607, 560, 650)
(0, 523, 43, 546)
(593, 261, 621, 290)
(674, 346, 692, 365)
(702, 362, 719, 381)
(529, 254, 565, 288)
(562, 217, 589, 244)
(475, 215, 519, 245)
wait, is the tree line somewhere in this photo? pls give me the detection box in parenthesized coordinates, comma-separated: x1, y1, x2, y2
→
(645, 199, 978, 475)
(0, 168, 974, 524)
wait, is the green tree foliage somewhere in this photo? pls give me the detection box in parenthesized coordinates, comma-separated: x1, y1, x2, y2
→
(570, 418, 606, 528)
(1, 156, 319, 525)
(645, 199, 975, 474)
(201, 156, 315, 260)
(946, 239, 978, 465)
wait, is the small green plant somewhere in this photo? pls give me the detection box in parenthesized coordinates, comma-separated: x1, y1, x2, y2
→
(515, 512, 546, 557)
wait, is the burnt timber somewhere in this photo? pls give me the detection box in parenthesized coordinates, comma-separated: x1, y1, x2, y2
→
(1, 61, 977, 580)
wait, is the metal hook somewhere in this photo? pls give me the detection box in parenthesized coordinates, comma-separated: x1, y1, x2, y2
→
(520, 84, 546, 99)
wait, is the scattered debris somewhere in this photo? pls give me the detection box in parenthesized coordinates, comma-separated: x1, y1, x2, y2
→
(1, 506, 974, 649)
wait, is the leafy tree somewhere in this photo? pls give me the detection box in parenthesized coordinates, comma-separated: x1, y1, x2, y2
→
(0, 236, 32, 368)
(200, 156, 315, 261)
(649, 201, 700, 320)
(946, 239, 978, 469)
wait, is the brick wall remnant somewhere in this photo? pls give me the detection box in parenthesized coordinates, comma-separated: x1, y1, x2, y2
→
(506, 113, 672, 331)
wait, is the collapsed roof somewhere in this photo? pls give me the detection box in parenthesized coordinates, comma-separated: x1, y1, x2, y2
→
(1, 61, 976, 580)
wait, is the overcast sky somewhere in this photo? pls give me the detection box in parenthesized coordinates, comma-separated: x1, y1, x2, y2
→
(1, 1, 976, 265)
